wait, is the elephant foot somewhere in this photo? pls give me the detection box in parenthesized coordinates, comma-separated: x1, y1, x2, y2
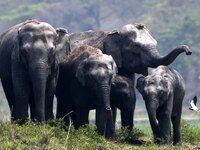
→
(154, 137, 162, 144)
(125, 138, 146, 145)
(173, 141, 182, 146)
(105, 131, 116, 140)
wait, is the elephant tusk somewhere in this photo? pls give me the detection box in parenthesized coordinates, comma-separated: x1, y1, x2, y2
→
(106, 107, 112, 111)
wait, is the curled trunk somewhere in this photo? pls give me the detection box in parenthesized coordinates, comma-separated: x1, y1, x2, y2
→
(143, 45, 191, 68)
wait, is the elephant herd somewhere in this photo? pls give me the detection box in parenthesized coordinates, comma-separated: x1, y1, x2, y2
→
(0, 19, 192, 145)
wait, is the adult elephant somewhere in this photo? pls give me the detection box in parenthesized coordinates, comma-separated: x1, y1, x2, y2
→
(69, 24, 191, 132)
(69, 24, 192, 76)
(110, 75, 135, 132)
(0, 19, 70, 123)
(56, 45, 117, 138)
(136, 66, 185, 145)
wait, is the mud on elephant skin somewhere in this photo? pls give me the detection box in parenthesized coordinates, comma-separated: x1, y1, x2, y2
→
(70, 24, 192, 75)
(0, 19, 70, 123)
(136, 65, 185, 146)
(110, 75, 136, 132)
(56, 45, 117, 139)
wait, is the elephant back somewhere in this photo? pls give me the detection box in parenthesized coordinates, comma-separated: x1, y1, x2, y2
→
(67, 45, 103, 62)
(69, 31, 108, 51)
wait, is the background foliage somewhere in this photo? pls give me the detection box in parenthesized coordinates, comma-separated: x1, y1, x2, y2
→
(0, 0, 199, 121)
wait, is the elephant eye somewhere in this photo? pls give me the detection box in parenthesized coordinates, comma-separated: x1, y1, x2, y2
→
(21, 44, 29, 56)
(98, 63, 107, 69)
(48, 46, 55, 54)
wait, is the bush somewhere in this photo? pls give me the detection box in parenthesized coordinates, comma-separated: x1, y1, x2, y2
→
(116, 127, 146, 144)
(181, 121, 200, 144)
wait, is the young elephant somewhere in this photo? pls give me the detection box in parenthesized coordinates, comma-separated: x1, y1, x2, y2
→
(56, 45, 117, 139)
(136, 65, 185, 145)
(110, 75, 136, 132)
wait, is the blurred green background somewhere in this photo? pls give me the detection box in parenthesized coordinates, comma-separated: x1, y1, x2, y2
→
(0, 0, 199, 122)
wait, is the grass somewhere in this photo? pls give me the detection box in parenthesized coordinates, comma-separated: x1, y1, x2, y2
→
(0, 119, 199, 150)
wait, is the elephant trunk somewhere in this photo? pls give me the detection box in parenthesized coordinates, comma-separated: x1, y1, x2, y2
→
(145, 100, 161, 141)
(95, 82, 116, 139)
(143, 45, 191, 68)
(29, 63, 48, 122)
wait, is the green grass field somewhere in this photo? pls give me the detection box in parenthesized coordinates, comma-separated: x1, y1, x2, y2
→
(0, 119, 199, 150)
(0, 93, 199, 149)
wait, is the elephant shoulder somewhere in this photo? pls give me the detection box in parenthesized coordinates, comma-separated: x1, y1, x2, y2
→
(69, 30, 107, 50)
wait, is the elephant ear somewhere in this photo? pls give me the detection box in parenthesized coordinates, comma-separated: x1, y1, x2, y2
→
(136, 76, 145, 94)
(109, 55, 118, 81)
(162, 74, 172, 96)
(74, 52, 90, 86)
(17, 27, 28, 63)
(55, 28, 71, 65)
(104, 31, 122, 68)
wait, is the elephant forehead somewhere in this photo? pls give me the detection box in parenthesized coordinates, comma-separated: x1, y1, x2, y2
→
(19, 21, 56, 36)
(145, 75, 162, 85)
(122, 24, 157, 46)
(121, 24, 136, 31)
(144, 85, 157, 95)
(135, 29, 157, 46)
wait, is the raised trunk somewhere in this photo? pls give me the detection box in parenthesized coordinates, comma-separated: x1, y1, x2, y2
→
(95, 83, 116, 139)
(143, 45, 191, 68)
(30, 64, 48, 122)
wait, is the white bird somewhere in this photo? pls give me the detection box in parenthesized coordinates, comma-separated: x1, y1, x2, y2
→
(189, 96, 200, 112)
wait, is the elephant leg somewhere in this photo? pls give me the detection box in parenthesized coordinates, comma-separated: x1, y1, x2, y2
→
(75, 106, 89, 128)
(56, 96, 72, 127)
(0, 76, 15, 119)
(111, 107, 117, 128)
(131, 84, 136, 129)
(29, 92, 35, 121)
(171, 105, 182, 145)
(121, 107, 133, 132)
(12, 69, 30, 124)
(45, 74, 58, 120)
(157, 110, 171, 145)
(121, 94, 135, 132)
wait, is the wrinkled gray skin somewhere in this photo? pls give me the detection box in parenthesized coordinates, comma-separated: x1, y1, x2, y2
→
(110, 75, 135, 132)
(69, 24, 191, 135)
(136, 66, 185, 145)
(70, 24, 191, 76)
(0, 19, 70, 123)
(56, 45, 117, 139)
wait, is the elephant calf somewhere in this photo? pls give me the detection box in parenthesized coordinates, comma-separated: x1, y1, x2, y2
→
(136, 65, 185, 145)
(111, 75, 136, 132)
(56, 45, 117, 139)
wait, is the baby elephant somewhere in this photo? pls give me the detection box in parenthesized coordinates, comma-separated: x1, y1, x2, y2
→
(56, 45, 117, 139)
(136, 65, 185, 145)
(111, 75, 136, 132)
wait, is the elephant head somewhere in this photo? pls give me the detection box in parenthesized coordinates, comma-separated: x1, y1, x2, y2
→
(104, 24, 192, 75)
(75, 46, 117, 108)
(17, 20, 70, 121)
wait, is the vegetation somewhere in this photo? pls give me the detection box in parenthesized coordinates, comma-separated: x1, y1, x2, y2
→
(0, 0, 199, 111)
(0, 1, 199, 149)
(0, 120, 199, 149)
